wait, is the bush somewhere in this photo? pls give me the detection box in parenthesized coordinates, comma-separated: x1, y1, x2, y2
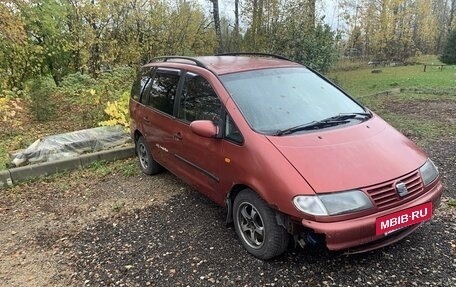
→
(56, 67, 135, 128)
(440, 30, 456, 65)
(27, 76, 57, 122)
(60, 72, 97, 92)
(99, 91, 130, 130)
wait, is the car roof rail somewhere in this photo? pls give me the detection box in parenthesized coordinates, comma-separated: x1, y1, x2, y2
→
(216, 52, 292, 61)
(149, 56, 207, 68)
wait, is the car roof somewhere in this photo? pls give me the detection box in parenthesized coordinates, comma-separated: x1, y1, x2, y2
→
(146, 55, 303, 76)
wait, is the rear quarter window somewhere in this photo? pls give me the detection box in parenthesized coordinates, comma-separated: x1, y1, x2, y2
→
(131, 67, 152, 101)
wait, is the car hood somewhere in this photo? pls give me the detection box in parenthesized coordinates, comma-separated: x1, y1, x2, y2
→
(266, 116, 427, 193)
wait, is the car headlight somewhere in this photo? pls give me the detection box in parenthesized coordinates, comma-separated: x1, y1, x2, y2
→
(293, 190, 373, 216)
(420, 159, 439, 186)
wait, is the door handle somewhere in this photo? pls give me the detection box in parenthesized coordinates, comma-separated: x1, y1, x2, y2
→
(143, 116, 150, 123)
(174, 132, 183, 141)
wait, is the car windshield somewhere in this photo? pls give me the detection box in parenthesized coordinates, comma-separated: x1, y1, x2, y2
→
(220, 67, 367, 135)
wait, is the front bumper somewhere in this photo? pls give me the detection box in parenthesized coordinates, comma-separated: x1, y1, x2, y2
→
(301, 180, 444, 252)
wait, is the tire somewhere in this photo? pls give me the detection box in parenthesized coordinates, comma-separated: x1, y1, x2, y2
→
(233, 189, 289, 260)
(136, 136, 163, 175)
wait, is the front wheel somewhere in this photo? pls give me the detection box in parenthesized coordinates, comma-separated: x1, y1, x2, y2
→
(233, 189, 289, 260)
(136, 136, 163, 175)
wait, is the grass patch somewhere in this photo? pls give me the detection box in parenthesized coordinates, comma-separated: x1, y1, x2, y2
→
(87, 158, 137, 178)
(354, 90, 456, 142)
(329, 61, 456, 142)
(408, 54, 444, 65)
(111, 201, 125, 212)
(328, 64, 456, 97)
(87, 160, 114, 177)
(448, 199, 456, 208)
(118, 160, 137, 177)
(380, 113, 455, 141)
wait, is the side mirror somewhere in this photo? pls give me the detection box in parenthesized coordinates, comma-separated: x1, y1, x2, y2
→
(190, 120, 219, 138)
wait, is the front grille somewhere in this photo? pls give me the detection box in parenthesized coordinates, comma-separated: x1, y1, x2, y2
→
(363, 170, 425, 210)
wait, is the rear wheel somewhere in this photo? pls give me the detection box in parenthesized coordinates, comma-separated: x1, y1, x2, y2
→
(233, 189, 289, 260)
(136, 136, 163, 175)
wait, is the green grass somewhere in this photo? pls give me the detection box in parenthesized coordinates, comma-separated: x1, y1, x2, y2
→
(448, 199, 456, 207)
(87, 160, 115, 177)
(380, 113, 455, 140)
(87, 158, 137, 177)
(352, 90, 456, 142)
(329, 61, 456, 143)
(359, 91, 456, 109)
(328, 64, 456, 97)
(408, 54, 444, 65)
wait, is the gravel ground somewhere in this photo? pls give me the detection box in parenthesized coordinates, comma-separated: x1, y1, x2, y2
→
(54, 136, 456, 287)
(0, 138, 455, 287)
(60, 190, 455, 287)
(423, 137, 456, 198)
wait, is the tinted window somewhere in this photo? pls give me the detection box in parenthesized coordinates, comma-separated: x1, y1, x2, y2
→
(221, 67, 366, 134)
(143, 69, 180, 115)
(131, 67, 152, 101)
(178, 73, 221, 122)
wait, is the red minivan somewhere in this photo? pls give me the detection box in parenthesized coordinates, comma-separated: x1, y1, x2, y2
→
(129, 54, 444, 260)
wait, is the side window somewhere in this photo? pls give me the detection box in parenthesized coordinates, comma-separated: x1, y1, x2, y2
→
(131, 67, 152, 101)
(178, 73, 221, 122)
(225, 114, 243, 144)
(143, 68, 180, 115)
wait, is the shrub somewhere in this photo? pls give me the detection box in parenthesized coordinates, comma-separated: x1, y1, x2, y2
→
(440, 30, 456, 65)
(60, 72, 97, 92)
(99, 91, 130, 130)
(27, 76, 57, 122)
(57, 68, 135, 128)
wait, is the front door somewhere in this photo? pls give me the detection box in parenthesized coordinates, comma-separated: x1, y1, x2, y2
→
(172, 72, 225, 201)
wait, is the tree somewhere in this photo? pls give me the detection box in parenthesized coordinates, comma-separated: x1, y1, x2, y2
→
(305, 0, 316, 34)
(21, 0, 74, 85)
(340, 0, 455, 59)
(449, 0, 456, 33)
(0, 0, 217, 89)
(232, 0, 240, 51)
(440, 30, 456, 64)
(233, 0, 338, 72)
(209, 0, 222, 53)
(0, 0, 30, 89)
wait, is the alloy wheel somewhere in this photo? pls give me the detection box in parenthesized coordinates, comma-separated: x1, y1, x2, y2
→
(236, 202, 265, 249)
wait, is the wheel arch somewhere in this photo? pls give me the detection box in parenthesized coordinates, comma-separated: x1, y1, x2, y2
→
(225, 184, 250, 225)
(133, 130, 143, 142)
(133, 130, 143, 154)
(225, 184, 292, 233)
(225, 184, 281, 225)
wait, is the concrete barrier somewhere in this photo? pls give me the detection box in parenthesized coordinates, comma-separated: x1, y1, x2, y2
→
(79, 146, 135, 168)
(0, 170, 12, 188)
(1, 145, 135, 188)
(9, 157, 82, 184)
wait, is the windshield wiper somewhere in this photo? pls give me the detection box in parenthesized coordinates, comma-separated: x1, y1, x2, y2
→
(275, 112, 371, 136)
(322, 112, 371, 122)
